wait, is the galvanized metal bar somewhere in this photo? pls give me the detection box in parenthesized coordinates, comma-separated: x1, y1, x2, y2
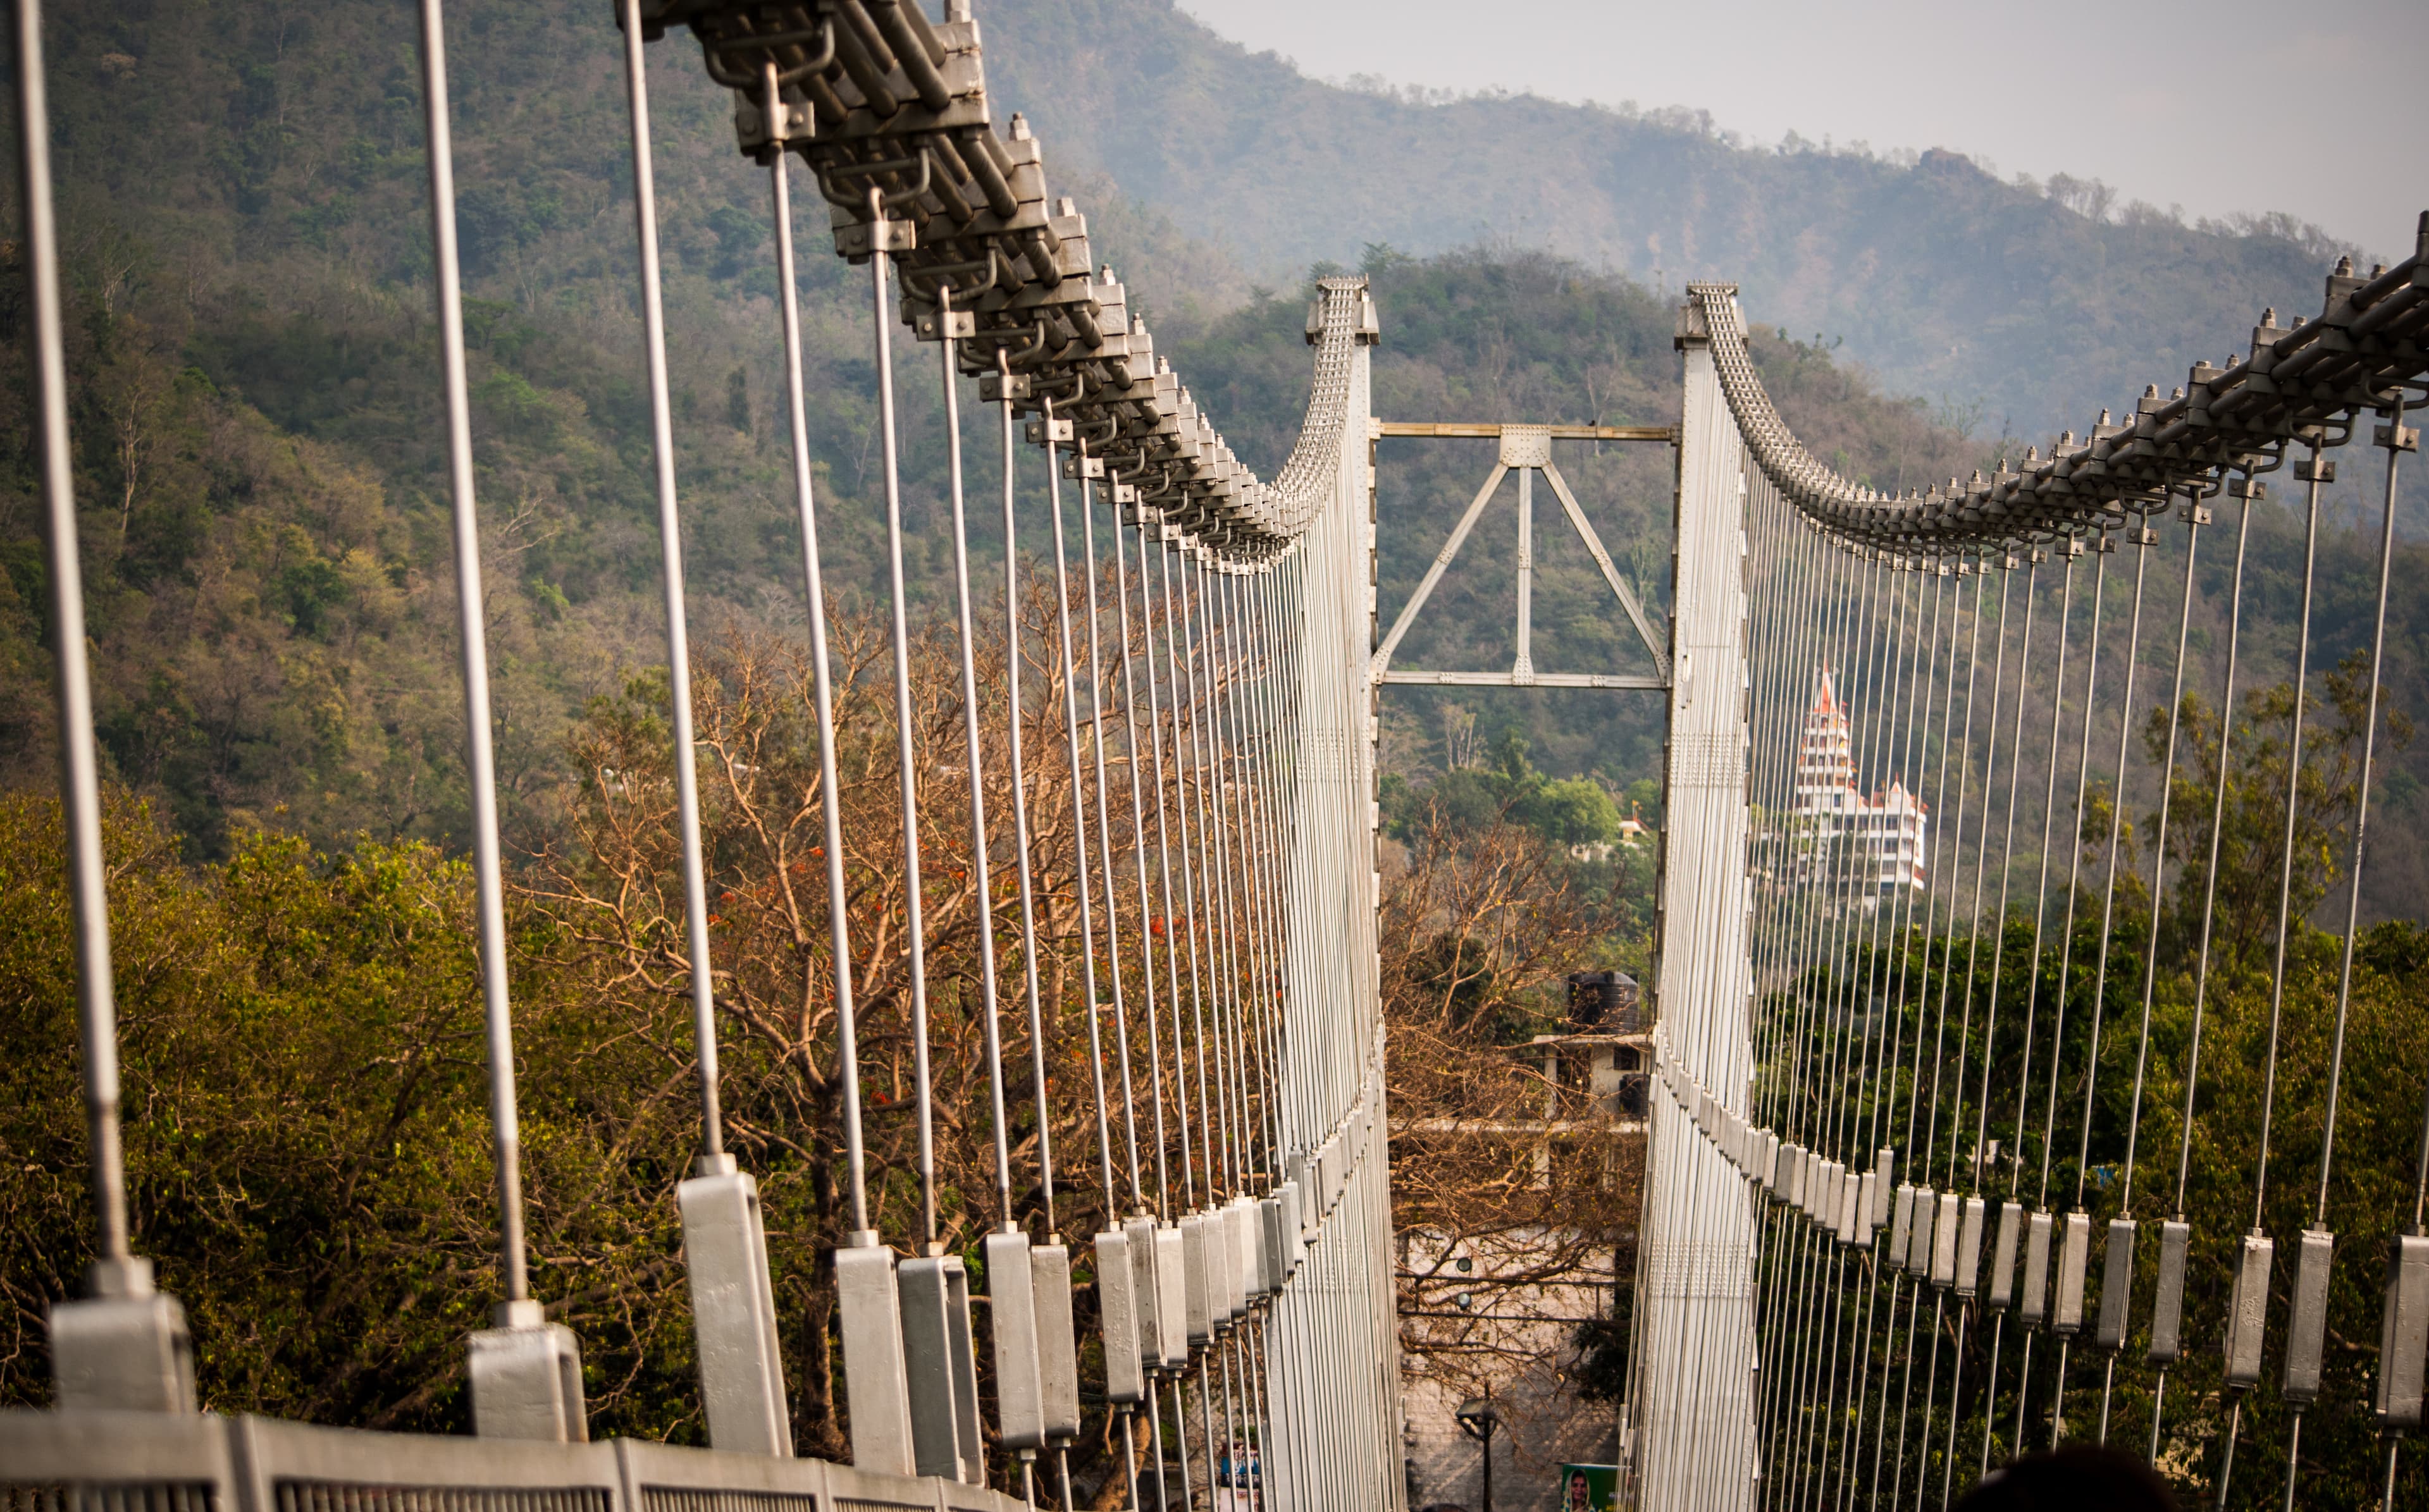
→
(17, 0, 202, 1417)
(417, 0, 530, 1318)
(1369, 463, 1507, 677)
(1376, 668, 1666, 689)
(995, 362, 1056, 1234)
(1375, 420, 1674, 441)
(2315, 407, 2411, 1221)
(863, 188, 943, 1248)
(1538, 458, 1673, 680)
(15, 0, 130, 1278)
(1512, 462, 1535, 682)
(623, 0, 724, 1164)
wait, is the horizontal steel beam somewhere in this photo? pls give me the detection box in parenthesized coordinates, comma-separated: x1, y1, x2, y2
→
(1379, 668, 1666, 690)
(1393, 1118, 1647, 1137)
(1374, 421, 1674, 442)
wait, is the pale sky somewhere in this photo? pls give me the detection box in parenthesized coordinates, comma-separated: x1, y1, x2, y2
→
(1178, 0, 2428, 259)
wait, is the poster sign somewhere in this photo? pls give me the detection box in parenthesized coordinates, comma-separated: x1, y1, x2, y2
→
(1559, 1463, 1620, 1512)
(1215, 1439, 1259, 1511)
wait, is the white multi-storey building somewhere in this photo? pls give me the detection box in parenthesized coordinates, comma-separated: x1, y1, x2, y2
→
(1792, 667, 1926, 892)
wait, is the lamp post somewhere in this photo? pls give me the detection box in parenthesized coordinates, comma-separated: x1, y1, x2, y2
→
(1456, 1393, 1501, 1512)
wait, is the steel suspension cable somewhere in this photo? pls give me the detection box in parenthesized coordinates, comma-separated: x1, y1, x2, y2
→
(2122, 490, 2203, 1461)
(1074, 442, 1149, 1216)
(1786, 543, 1867, 1505)
(1171, 555, 1240, 1202)
(1803, 548, 1891, 1510)
(1756, 489, 1830, 1473)
(1822, 554, 1913, 1506)
(2215, 464, 2283, 1512)
(1936, 552, 2005, 1512)
(16, 0, 162, 1334)
(932, 288, 1019, 1229)
(862, 191, 945, 1247)
(1037, 400, 1118, 1218)
(1884, 558, 1956, 1509)
(1769, 530, 1843, 1495)
(2251, 438, 2335, 1509)
(995, 360, 1058, 1239)
(1878, 558, 1952, 1511)
(1126, 516, 1199, 1217)
(2039, 532, 2113, 1448)
(1156, 546, 1221, 1229)
(1782, 546, 1858, 1508)
(623, 3, 723, 1165)
(1206, 567, 1276, 1188)
(2297, 401, 2410, 1506)
(2005, 544, 2077, 1460)
(2069, 522, 2154, 1446)
(419, 0, 532, 1307)
(1972, 548, 2042, 1482)
(1846, 559, 1938, 1508)
(2256, 454, 2332, 1232)
(2151, 477, 2254, 1490)
(1900, 556, 1987, 1509)
(1104, 475, 1177, 1224)
(764, 125, 868, 1236)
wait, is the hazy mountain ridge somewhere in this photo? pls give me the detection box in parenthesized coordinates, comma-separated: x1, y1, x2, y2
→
(976, 0, 2399, 444)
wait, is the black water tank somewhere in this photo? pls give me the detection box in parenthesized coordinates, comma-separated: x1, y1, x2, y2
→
(1566, 970, 1641, 1031)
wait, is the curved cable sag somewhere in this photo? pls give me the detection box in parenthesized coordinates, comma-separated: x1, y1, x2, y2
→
(1686, 244, 2429, 546)
(635, 0, 1376, 560)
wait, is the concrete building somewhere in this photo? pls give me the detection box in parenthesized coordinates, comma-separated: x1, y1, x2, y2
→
(1792, 667, 1926, 892)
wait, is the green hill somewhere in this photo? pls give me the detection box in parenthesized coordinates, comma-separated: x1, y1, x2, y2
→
(975, 0, 2404, 443)
(1, 0, 2420, 926)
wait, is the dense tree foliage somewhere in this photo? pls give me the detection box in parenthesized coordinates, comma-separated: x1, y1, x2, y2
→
(7, 581, 1601, 1484)
(0, 605, 1103, 1472)
(1755, 664, 2429, 1505)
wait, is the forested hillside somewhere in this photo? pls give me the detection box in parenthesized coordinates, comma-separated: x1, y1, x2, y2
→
(0, 0, 1235, 851)
(3, 0, 2423, 929)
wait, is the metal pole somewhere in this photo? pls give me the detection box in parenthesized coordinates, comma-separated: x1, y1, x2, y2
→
(15, 0, 201, 1417)
(418, 0, 528, 1313)
(768, 106, 867, 1239)
(622, 0, 722, 1161)
(16, 0, 129, 1281)
(1483, 1415, 1495, 1512)
(864, 187, 941, 1248)
(418, 0, 587, 1443)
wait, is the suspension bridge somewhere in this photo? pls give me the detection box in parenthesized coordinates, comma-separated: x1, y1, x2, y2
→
(3, 1, 2425, 1509)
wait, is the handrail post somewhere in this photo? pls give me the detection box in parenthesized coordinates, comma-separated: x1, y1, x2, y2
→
(19, 0, 195, 1416)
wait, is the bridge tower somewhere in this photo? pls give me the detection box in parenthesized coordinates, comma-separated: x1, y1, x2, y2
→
(1268, 276, 1406, 1512)
(1628, 297, 1761, 1508)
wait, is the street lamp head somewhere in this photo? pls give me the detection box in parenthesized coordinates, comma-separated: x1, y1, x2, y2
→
(1455, 1396, 1500, 1441)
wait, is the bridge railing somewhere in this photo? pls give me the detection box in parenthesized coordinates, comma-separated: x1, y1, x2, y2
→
(9, 0, 1402, 1497)
(1, 1408, 1026, 1512)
